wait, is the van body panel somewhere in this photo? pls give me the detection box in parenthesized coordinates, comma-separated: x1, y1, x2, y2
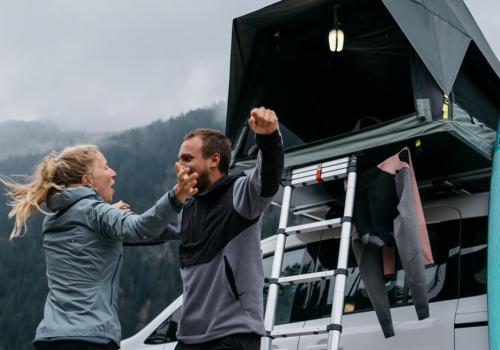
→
(456, 295, 487, 315)
(455, 295, 488, 349)
(455, 326, 488, 350)
(299, 300, 457, 350)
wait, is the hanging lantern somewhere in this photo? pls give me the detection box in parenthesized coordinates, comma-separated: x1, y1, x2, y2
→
(329, 6, 344, 52)
(329, 28, 344, 52)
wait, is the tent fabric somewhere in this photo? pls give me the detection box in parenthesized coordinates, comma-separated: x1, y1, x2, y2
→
(228, 0, 416, 150)
(410, 52, 450, 121)
(382, 0, 471, 94)
(226, 0, 333, 142)
(233, 112, 495, 172)
(444, 0, 500, 80)
(226, 0, 500, 146)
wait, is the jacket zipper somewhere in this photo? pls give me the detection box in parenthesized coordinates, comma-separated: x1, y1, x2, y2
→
(192, 201, 199, 236)
(110, 253, 123, 306)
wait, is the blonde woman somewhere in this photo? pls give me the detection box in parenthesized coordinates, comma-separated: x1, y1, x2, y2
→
(1, 145, 198, 350)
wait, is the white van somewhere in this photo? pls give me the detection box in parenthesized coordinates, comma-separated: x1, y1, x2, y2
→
(121, 190, 489, 350)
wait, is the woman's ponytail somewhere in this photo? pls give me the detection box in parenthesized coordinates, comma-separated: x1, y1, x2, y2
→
(0, 145, 99, 239)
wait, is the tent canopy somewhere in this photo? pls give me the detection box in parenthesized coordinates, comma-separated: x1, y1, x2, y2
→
(226, 0, 500, 160)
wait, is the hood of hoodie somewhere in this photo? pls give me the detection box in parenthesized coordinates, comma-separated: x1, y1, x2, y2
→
(47, 186, 100, 214)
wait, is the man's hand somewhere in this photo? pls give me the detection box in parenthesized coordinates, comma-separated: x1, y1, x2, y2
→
(173, 162, 198, 203)
(248, 107, 278, 135)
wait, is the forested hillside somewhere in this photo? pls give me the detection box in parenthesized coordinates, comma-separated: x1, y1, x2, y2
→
(0, 107, 224, 350)
(0, 120, 106, 161)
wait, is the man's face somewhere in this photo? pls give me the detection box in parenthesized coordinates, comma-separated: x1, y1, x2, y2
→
(178, 136, 211, 193)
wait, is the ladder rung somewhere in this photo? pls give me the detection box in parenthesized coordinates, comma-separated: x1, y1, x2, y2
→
(291, 166, 348, 187)
(291, 157, 350, 187)
(291, 200, 336, 215)
(277, 270, 335, 285)
(271, 325, 328, 338)
(285, 218, 342, 235)
(291, 157, 350, 176)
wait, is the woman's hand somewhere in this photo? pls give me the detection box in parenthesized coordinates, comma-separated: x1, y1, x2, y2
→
(112, 200, 131, 212)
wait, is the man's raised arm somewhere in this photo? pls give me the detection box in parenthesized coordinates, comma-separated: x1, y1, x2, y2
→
(233, 107, 284, 219)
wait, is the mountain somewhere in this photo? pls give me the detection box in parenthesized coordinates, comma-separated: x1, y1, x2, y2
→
(0, 106, 225, 350)
(0, 120, 107, 161)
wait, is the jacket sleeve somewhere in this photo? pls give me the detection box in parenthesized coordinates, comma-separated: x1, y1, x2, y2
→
(91, 190, 182, 242)
(394, 168, 429, 320)
(233, 129, 284, 219)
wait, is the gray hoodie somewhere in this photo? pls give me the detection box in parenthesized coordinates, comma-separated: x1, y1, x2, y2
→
(34, 186, 181, 345)
(162, 131, 284, 344)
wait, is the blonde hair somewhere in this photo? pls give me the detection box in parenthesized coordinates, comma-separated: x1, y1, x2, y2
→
(0, 144, 100, 239)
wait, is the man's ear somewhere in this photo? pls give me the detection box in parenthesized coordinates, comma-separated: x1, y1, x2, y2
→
(209, 153, 221, 169)
(82, 174, 93, 187)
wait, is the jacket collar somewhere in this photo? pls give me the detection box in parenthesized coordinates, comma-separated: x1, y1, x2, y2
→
(195, 171, 245, 199)
(47, 186, 100, 213)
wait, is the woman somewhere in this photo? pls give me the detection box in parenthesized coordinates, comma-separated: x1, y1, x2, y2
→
(1, 144, 197, 350)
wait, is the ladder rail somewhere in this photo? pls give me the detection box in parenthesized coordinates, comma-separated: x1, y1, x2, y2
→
(328, 169, 357, 350)
(263, 185, 292, 350)
(262, 156, 357, 350)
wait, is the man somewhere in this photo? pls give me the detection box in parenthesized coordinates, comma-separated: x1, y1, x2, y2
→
(171, 107, 284, 350)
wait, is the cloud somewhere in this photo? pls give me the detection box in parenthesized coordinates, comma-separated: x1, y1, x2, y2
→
(463, 0, 500, 60)
(0, 0, 498, 132)
(0, 0, 277, 131)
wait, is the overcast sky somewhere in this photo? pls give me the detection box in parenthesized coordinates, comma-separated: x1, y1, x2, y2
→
(0, 0, 498, 132)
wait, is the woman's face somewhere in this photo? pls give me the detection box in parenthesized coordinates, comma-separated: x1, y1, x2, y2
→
(89, 152, 117, 203)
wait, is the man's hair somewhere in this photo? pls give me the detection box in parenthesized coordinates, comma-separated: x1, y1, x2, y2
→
(184, 128, 232, 174)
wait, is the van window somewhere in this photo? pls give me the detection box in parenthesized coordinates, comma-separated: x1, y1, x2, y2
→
(459, 216, 487, 298)
(264, 218, 461, 322)
(314, 219, 459, 319)
(261, 202, 317, 240)
(263, 245, 316, 325)
(420, 219, 461, 302)
(145, 307, 181, 344)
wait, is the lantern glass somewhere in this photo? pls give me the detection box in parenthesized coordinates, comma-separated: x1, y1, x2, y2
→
(328, 29, 344, 52)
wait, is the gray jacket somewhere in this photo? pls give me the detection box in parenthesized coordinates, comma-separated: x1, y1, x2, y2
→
(34, 186, 182, 345)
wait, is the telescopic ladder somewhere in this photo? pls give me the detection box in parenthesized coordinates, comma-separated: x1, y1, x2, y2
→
(262, 155, 357, 350)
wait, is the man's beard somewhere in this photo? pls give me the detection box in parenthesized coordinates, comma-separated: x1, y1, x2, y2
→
(195, 170, 210, 194)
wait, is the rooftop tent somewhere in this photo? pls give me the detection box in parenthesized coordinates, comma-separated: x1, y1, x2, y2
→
(382, 0, 500, 128)
(226, 0, 500, 165)
(227, 0, 418, 152)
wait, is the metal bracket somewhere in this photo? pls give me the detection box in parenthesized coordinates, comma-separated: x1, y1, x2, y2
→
(334, 268, 348, 276)
(341, 216, 352, 223)
(327, 323, 343, 332)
